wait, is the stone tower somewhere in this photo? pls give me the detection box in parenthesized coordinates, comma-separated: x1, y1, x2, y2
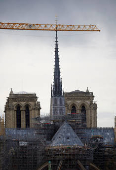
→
(50, 30, 65, 119)
(5, 89, 41, 128)
(64, 88, 97, 128)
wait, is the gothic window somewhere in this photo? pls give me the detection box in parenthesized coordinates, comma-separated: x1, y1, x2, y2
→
(25, 105, 30, 128)
(16, 105, 21, 128)
(71, 105, 76, 113)
(81, 105, 86, 114)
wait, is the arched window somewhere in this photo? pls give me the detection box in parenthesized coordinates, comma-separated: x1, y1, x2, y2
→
(81, 105, 86, 114)
(25, 105, 30, 128)
(71, 105, 76, 113)
(16, 105, 21, 128)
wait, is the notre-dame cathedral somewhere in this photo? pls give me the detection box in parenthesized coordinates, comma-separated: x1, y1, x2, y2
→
(5, 30, 97, 129)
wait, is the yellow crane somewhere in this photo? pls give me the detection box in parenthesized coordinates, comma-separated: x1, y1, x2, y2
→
(0, 22, 100, 32)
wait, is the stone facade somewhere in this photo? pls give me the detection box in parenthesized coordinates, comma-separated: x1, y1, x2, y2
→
(64, 88, 97, 128)
(50, 96, 65, 119)
(5, 89, 41, 129)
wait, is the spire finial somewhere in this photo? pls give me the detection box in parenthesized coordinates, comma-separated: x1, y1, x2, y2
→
(55, 15, 58, 43)
(86, 87, 89, 92)
(55, 15, 58, 25)
(10, 88, 13, 95)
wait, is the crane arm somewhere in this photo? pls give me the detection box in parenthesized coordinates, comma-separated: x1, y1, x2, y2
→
(0, 22, 100, 31)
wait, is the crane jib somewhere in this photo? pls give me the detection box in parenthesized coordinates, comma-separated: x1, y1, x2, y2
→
(0, 22, 100, 32)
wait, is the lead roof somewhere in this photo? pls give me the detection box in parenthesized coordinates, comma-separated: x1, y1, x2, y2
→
(50, 121, 84, 147)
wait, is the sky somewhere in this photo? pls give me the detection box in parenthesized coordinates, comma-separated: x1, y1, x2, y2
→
(0, 0, 116, 127)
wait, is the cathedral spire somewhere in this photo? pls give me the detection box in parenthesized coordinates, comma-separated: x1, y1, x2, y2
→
(50, 20, 65, 118)
(52, 29, 62, 97)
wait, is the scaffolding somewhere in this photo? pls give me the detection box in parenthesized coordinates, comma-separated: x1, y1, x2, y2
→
(45, 145, 93, 169)
(0, 115, 116, 170)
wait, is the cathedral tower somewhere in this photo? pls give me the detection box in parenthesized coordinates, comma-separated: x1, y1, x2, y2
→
(5, 89, 41, 128)
(50, 30, 65, 119)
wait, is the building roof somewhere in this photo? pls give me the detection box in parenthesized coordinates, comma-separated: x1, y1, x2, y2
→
(14, 91, 29, 94)
(76, 128, 115, 145)
(50, 121, 84, 147)
(9, 88, 36, 96)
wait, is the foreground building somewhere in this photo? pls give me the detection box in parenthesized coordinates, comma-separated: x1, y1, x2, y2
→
(1, 120, 115, 170)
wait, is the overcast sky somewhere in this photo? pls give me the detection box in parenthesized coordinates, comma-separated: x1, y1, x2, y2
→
(0, 0, 116, 127)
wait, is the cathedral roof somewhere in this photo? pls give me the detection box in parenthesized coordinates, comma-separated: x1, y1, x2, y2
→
(67, 90, 88, 93)
(9, 89, 36, 96)
(50, 121, 84, 147)
(64, 89, 94, 97)
(71, 90, 84, 93)
(15, 91, 29, 94)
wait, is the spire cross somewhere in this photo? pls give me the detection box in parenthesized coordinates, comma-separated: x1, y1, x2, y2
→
(55, 16, 58, 42)
(55, 15, 58, 26)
